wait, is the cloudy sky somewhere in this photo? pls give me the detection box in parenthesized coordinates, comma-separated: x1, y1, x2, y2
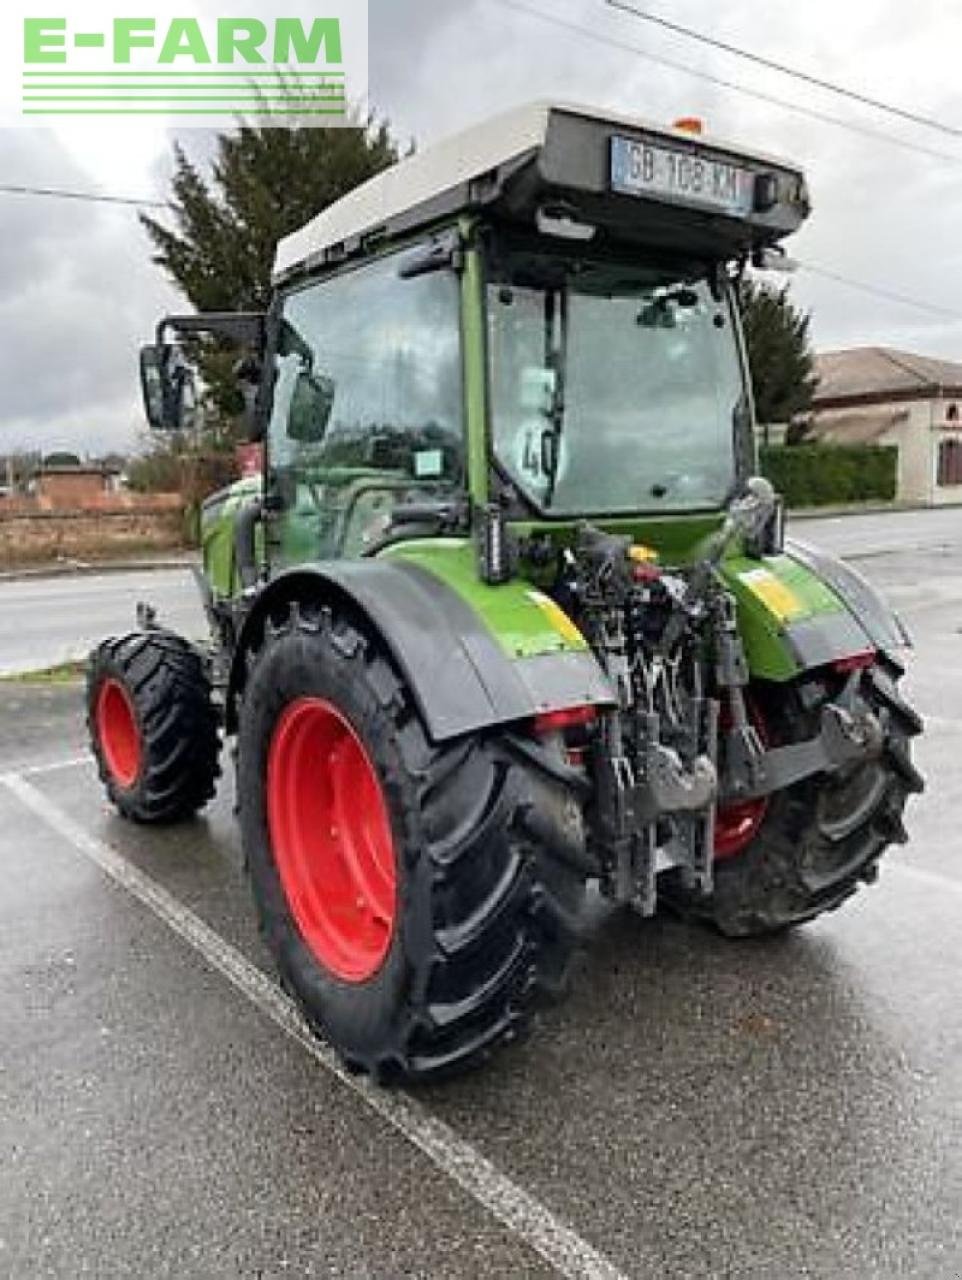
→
(1, 0, 959, 455)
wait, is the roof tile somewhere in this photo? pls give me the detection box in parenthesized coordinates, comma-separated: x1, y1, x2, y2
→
(814, 346, 962, 403)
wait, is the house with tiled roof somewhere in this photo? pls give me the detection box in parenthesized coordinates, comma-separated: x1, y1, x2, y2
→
(809, 347, 962, 504)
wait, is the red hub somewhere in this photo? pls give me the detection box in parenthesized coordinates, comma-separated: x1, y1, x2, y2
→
(714, 796, 769, 861)
(714, 697, 769, 862)
(266, 697, 397, 983)
(95, 678, 142, 789)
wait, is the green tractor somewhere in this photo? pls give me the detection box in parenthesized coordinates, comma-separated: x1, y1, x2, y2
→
(88, 103, 923, 1082)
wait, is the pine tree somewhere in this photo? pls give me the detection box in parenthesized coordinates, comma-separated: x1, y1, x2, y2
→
(140, 114, 401, 437)
(738, 278, 817, 435)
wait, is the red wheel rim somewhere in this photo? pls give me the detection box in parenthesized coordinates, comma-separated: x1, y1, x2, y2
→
(95, 678, 142, 790)
(266, 697, 397, 984)
(714, 797, 768, 861)
(714, 697, 770, 862)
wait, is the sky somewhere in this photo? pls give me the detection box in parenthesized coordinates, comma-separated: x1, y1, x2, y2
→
(1, 0, 960, 455)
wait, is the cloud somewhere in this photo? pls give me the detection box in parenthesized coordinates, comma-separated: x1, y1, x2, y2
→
(0, 129, 181, 455)
(366, 0, 962, 357)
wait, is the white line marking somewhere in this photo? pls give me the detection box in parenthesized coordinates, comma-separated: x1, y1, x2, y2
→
(11, 755, 93, 778)
(0, 772, 628, 1280)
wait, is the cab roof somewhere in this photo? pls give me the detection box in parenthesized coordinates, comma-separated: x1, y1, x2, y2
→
(273, 100, 810, 285)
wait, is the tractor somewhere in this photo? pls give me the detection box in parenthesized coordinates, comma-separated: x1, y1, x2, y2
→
(87, 103, 924, 1083)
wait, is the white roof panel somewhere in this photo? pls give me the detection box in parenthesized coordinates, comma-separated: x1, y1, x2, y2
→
(273, 100, 803, 283)
(274, 102, 550, 282)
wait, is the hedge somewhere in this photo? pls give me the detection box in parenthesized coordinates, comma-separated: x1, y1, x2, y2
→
(759, 444, 898, 509)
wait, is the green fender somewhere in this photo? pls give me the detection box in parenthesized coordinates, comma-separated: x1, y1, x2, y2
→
(719, 543, 908, 682)
(384, 538, 905, 689)
(200, 475, 263, 598)
(225, 544, 614, 742)
(221, 531, 905, 738)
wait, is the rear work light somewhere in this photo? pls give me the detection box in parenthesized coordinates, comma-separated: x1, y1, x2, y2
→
(532, 705, 598, 737)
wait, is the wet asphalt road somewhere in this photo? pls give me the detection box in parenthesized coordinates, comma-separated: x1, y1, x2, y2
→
(1, 511, 961, 1278)
(0, 568, 205, 678)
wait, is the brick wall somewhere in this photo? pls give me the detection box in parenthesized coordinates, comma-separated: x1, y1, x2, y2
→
(0, 496, 185, 567)
(37, 471, 111, 507)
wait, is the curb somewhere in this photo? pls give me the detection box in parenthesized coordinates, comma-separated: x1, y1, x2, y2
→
(789, 503, 926, 521)
(0, 556, 199, 585)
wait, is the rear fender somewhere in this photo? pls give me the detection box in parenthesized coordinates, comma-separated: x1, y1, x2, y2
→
(720, 547, 898, 683)
(784, 537, 911, 653)
(225, 560, 614, 741)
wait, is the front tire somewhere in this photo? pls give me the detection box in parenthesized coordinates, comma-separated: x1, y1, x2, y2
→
(237, 605, 586, 1083)
(87, 632, 221, 824)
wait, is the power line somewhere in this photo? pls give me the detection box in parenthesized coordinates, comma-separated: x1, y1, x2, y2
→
(490, 1, 962, 323)
(2, 16, 957, 326)
(796, 261, 962, 322)
(490, 0, 962, 167)
(605, 0, 962, 141)
(0, 182, 167, 208)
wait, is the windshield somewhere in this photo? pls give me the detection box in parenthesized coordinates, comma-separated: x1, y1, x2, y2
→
(486, 246, 748, 515)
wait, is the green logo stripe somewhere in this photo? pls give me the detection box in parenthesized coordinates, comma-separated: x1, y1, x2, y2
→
(22, 95, 345, 101)
(22, 86, 347, 91)
(22, 69, 346, 78)
(22, 107, 347, 115)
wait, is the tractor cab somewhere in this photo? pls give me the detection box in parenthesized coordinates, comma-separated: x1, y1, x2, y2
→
(261, 102, 809, 570)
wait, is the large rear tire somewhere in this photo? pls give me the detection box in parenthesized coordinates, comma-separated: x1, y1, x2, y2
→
(671, 658, 924, 936)
(237, 605, 587, 1083)
(87, 632, 221, 824)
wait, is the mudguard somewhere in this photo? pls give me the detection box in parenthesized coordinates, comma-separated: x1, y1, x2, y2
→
(719, 540, 909, 683)
(784, 537, 912, 653)
(226, 557, 615, 741)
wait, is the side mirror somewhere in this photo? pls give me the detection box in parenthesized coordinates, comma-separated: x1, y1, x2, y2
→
(287, 371, 335, 444)
(233, 353, 263, 442)
(738, 476, 785, 558)
(139, 344, 196, 431)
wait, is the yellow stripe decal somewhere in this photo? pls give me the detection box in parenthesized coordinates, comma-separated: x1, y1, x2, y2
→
(739, 568, 805, 623)
(526, 591, 588, 648)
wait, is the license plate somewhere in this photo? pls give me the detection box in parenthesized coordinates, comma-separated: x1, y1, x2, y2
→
(610, 136, 755, 217)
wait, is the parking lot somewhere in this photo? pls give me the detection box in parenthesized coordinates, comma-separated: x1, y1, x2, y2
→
(1, 509, 961, 1278)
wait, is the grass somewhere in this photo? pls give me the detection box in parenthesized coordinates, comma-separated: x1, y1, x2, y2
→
(1, 659, 86, 685)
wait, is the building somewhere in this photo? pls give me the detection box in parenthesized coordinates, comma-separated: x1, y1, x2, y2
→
(808, 347, 962, 505)
(33, 464, 122, 510)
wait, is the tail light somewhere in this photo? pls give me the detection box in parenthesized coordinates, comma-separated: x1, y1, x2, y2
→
(833, 651, 875, 675)
(532, 705, 598, 737)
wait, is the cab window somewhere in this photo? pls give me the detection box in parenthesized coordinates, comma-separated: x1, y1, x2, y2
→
(268, 248, 464, 563)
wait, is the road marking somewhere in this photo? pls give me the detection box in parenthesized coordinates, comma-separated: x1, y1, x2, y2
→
(13, 755, 93, 778)
(0, 772, 628, 1280)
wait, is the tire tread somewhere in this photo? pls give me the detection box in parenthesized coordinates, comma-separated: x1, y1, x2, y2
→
(87, 631, 221, 824)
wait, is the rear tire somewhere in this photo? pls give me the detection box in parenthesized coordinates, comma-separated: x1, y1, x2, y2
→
(669, 658, 924, 936)
(237, 604, 587, 1083)
(87, 632, 221, 824)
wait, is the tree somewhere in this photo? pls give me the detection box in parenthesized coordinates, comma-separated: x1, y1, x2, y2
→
(140, 111, 401, 439)
(738, 278, 817, 434)
(0, 450, 41, 493)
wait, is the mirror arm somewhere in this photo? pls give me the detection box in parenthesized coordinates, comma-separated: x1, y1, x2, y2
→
(156, 312, 266, 348)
